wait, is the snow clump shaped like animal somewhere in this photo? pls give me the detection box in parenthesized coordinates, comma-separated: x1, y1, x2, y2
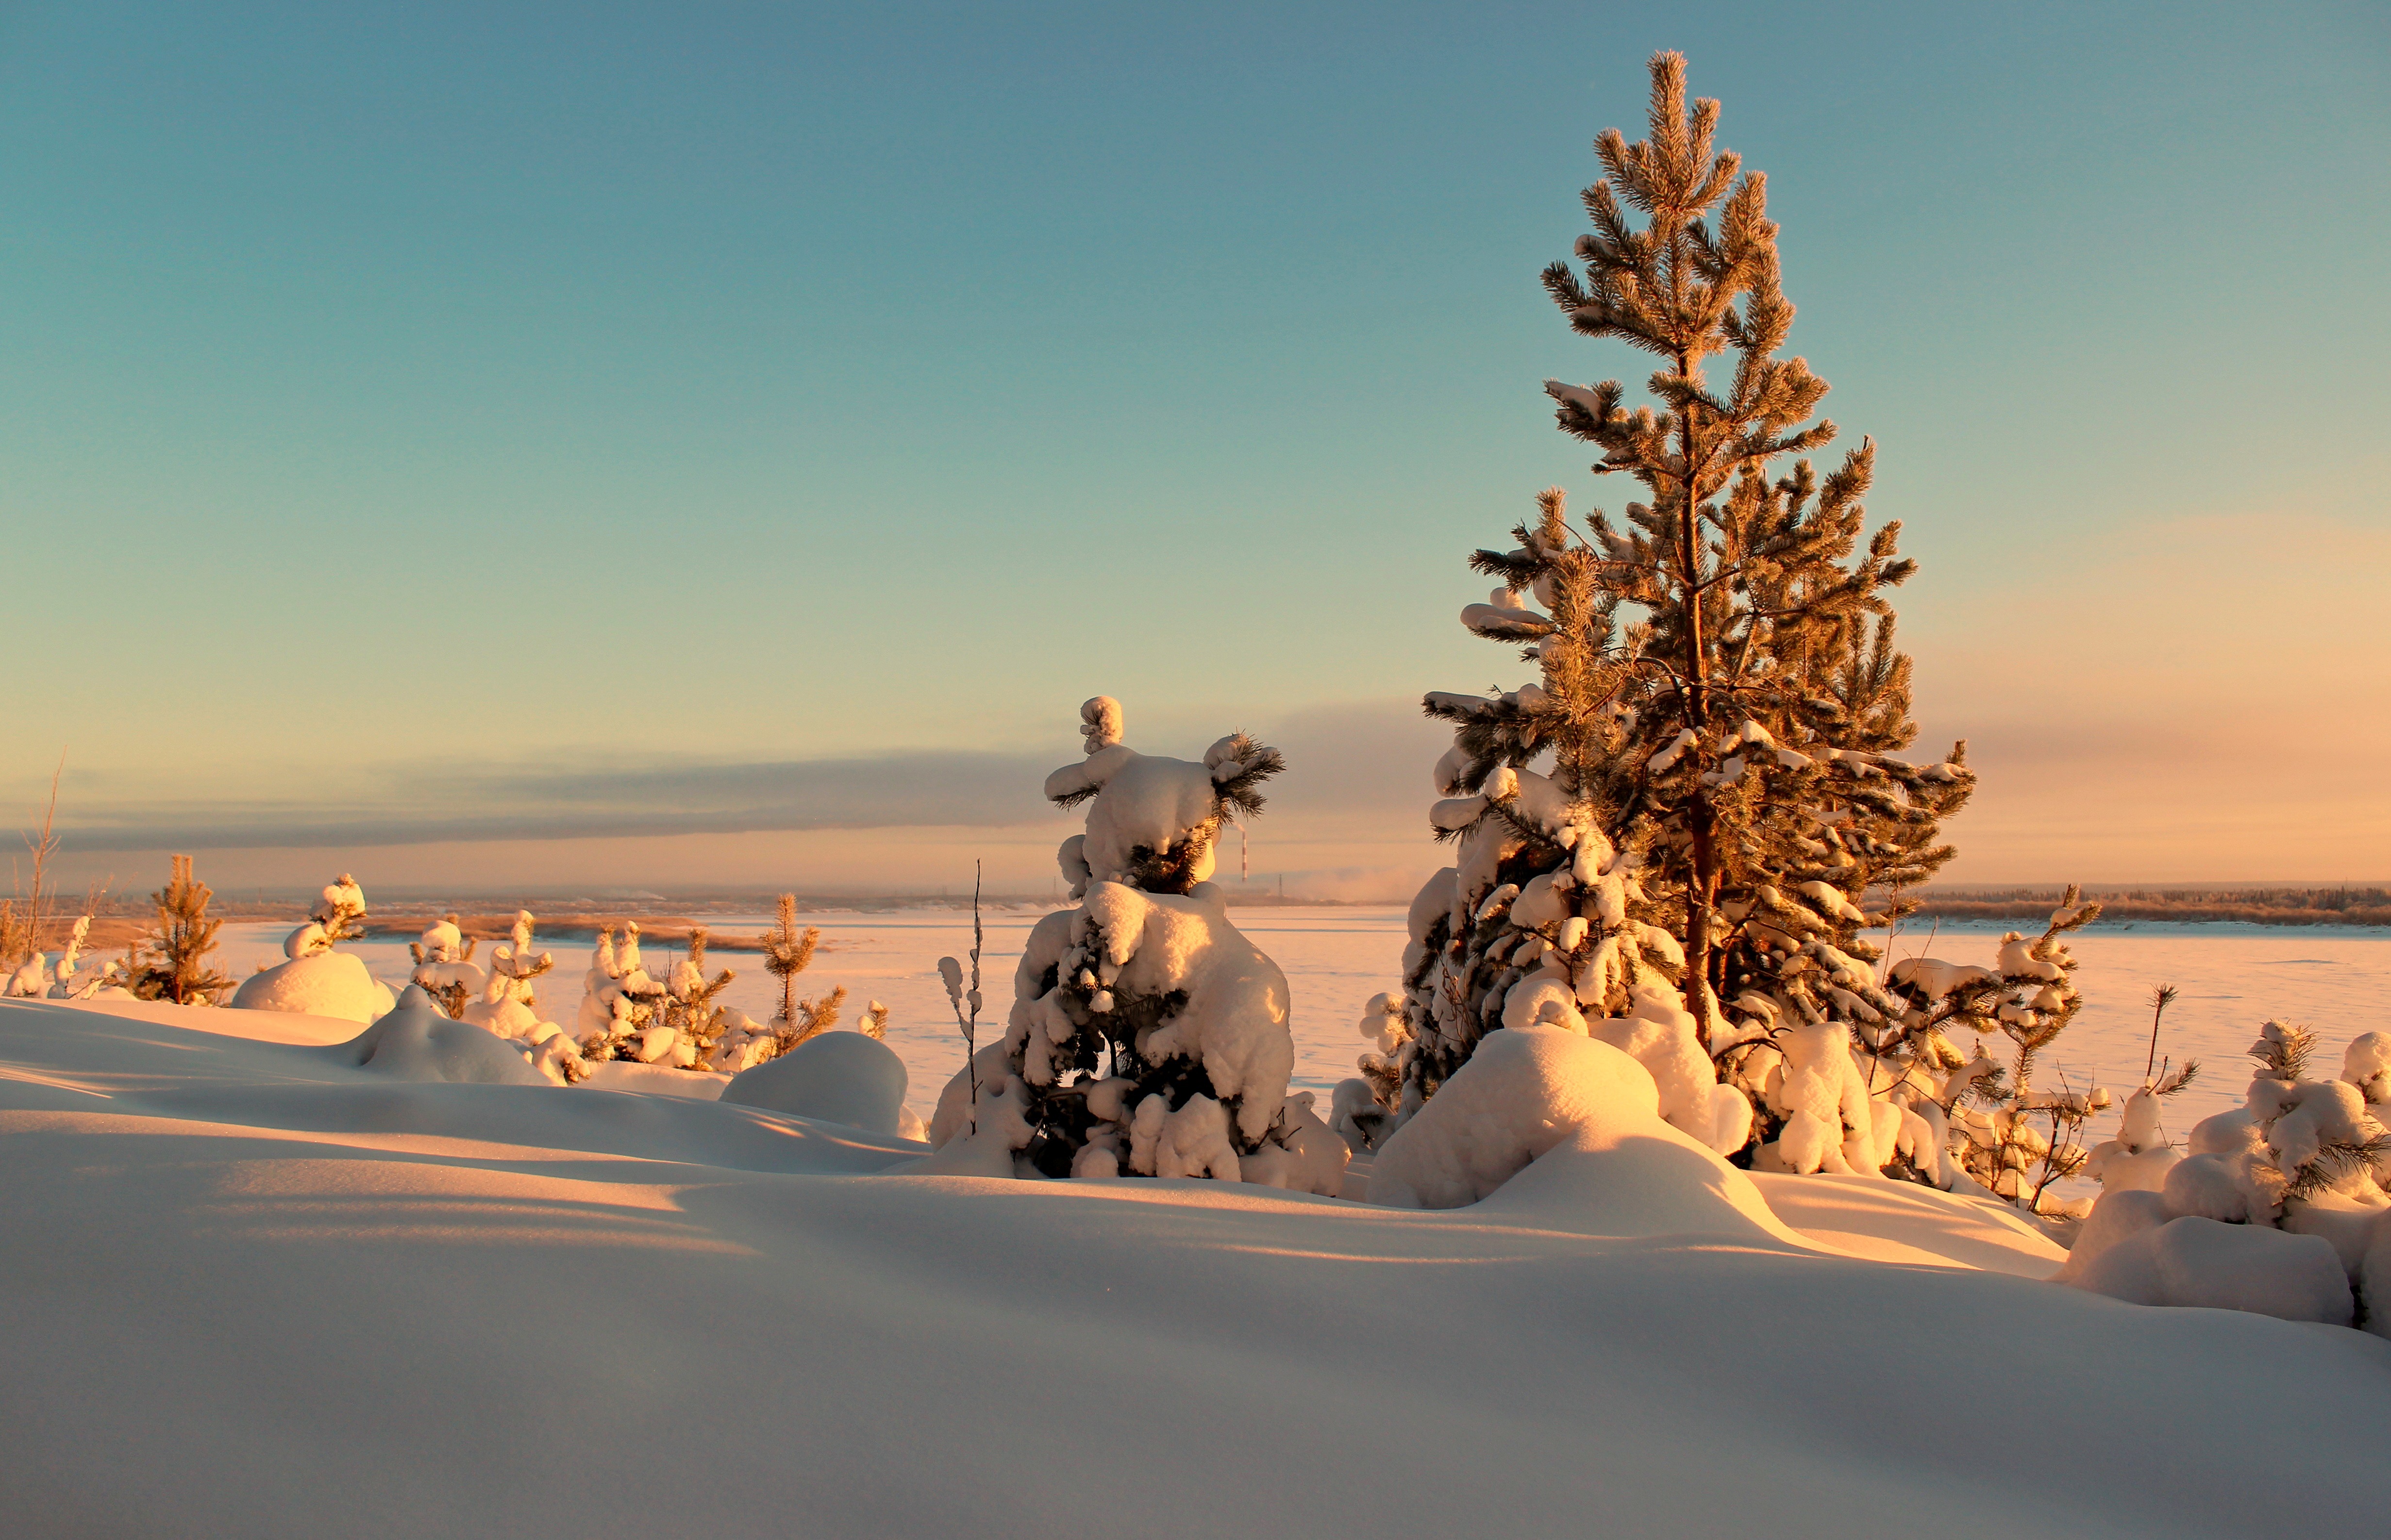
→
(927, 698, 1345, 1193)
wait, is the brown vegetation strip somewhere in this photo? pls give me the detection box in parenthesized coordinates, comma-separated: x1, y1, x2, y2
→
(1918, 889, 2391, 927)
(359, 916, 834, 953)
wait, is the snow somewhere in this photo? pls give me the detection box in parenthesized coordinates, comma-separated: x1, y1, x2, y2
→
(4, 989, 2389, 1536)
(722, 1029, 911, 1136)
(2060, 1210, 2354, 1325)
(230, 950, 396, 1023)
(330, 986, 549, 1086)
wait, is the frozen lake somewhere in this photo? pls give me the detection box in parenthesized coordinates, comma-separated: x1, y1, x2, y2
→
(224, 910, 2390, 1145)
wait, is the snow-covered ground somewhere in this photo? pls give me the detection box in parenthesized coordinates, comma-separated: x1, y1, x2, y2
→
(226, 911, 2391, 1148)
(2, 987, 2382, 1538)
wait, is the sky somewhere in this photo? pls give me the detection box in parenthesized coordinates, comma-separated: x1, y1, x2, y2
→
(3, 0, 2385, 899)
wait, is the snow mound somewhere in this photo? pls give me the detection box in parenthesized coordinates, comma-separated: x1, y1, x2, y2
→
(1370, 1026, 1800, 1246)
(2059, 1208, 2354, 1325)
(325, 986, 546, 1086)
(722, 1031, 909, 1136)
(233, 952, 396, 1024)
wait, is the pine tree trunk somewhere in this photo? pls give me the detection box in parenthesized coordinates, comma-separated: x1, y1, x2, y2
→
(1676, 349, 1717, 1045)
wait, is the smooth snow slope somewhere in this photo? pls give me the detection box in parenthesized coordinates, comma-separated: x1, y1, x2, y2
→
(3, 996, 2382, 1540)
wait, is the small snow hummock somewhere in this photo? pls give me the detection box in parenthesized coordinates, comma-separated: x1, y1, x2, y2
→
(723, 1030, 915, 1138)
(924, 698, 1344, 1194)
(1370, 1024, 1796, 1245)
(326, 984, 548, 1086)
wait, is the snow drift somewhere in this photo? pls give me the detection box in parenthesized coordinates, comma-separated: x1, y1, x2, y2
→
(4, 992, 2388, 1540)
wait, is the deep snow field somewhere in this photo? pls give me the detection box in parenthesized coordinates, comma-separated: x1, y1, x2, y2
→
(3, 913, 2385, 1537)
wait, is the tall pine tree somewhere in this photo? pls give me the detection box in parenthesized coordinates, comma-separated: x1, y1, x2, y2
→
(1396, 53, 1973, 1165)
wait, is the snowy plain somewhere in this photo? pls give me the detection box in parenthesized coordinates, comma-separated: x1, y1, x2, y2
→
(4, 969, 2387, 1539)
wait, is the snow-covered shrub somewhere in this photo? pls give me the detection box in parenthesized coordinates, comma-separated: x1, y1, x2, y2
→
(43, 917, 128, 1000)
(232, 873, 392, 1023)
(925, 697, 1343, 1194)
(1331, 992, 1411, 1152)
(2083, 993, 2201, 1197)
(2060, 1022, 2391, 1330)
(4, 944, 48, 997)
(408, 913, 484, 1018)
(457, 911, 572, 1069)
(574, 923, 674, 1067)
(569, 923, 788, 1078)
(1851, 891, 2114, 1211)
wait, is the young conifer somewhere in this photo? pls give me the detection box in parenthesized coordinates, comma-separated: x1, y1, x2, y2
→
(1393, 53, 1973, 1157)
(762, 894, 846, 1050)
(130, 855, 235, 1005)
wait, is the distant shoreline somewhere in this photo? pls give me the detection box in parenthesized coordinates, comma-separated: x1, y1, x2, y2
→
(1914, 888, 2391, 927)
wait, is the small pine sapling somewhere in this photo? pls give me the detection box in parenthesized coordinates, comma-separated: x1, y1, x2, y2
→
(762, 896, 821, 1033)
(574, 924, 668, 1063)
(410, 913, 482, 1019)
(935, 702, 1341, 1191)
(129, 856, 235, 1005)
(466, 911, 558, 1037)
(662, 927, 735, 1064)
(754, 894, 846, 1058)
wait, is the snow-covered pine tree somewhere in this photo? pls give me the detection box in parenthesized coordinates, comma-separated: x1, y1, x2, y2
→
(660, 926, 734, 1064)
(284, 875, 368, 957)
(1387, 52, 1973, 1164)
(574, 923, 668, 1061)
(409, 913, 483, 1018)
(461, 910, 558, 1038)
(925, 698, 1345, 1192)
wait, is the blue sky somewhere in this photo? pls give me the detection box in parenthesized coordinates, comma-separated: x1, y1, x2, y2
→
(4, 1, 2385, 893)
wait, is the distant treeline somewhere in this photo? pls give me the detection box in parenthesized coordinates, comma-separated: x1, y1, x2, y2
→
(1915, 887, 2391, 927)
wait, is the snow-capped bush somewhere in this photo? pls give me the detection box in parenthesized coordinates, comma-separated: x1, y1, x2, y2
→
(2060, 1022, 2391, 1330)
(1841, 890, 2115, 1211)
(454, 912, 576, 1080)
(231, 872, 391, 1023)
(1331, 992, 1411, 1152)
(574, 923, 675, 1068)
(43, 917, 128, 1000)
(925, 697, 1343, 1194)
(408, 913, 484, 1018)
(570, 922, 802, 1079)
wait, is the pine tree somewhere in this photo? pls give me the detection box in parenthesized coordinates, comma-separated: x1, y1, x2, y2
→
(129, 855, 235, 1005)
(928, 699, 1345, 1193)
(663, 926, 736, 1060)
(762, 894, 846, 1052)
(1391, 53, 1973, 1159)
